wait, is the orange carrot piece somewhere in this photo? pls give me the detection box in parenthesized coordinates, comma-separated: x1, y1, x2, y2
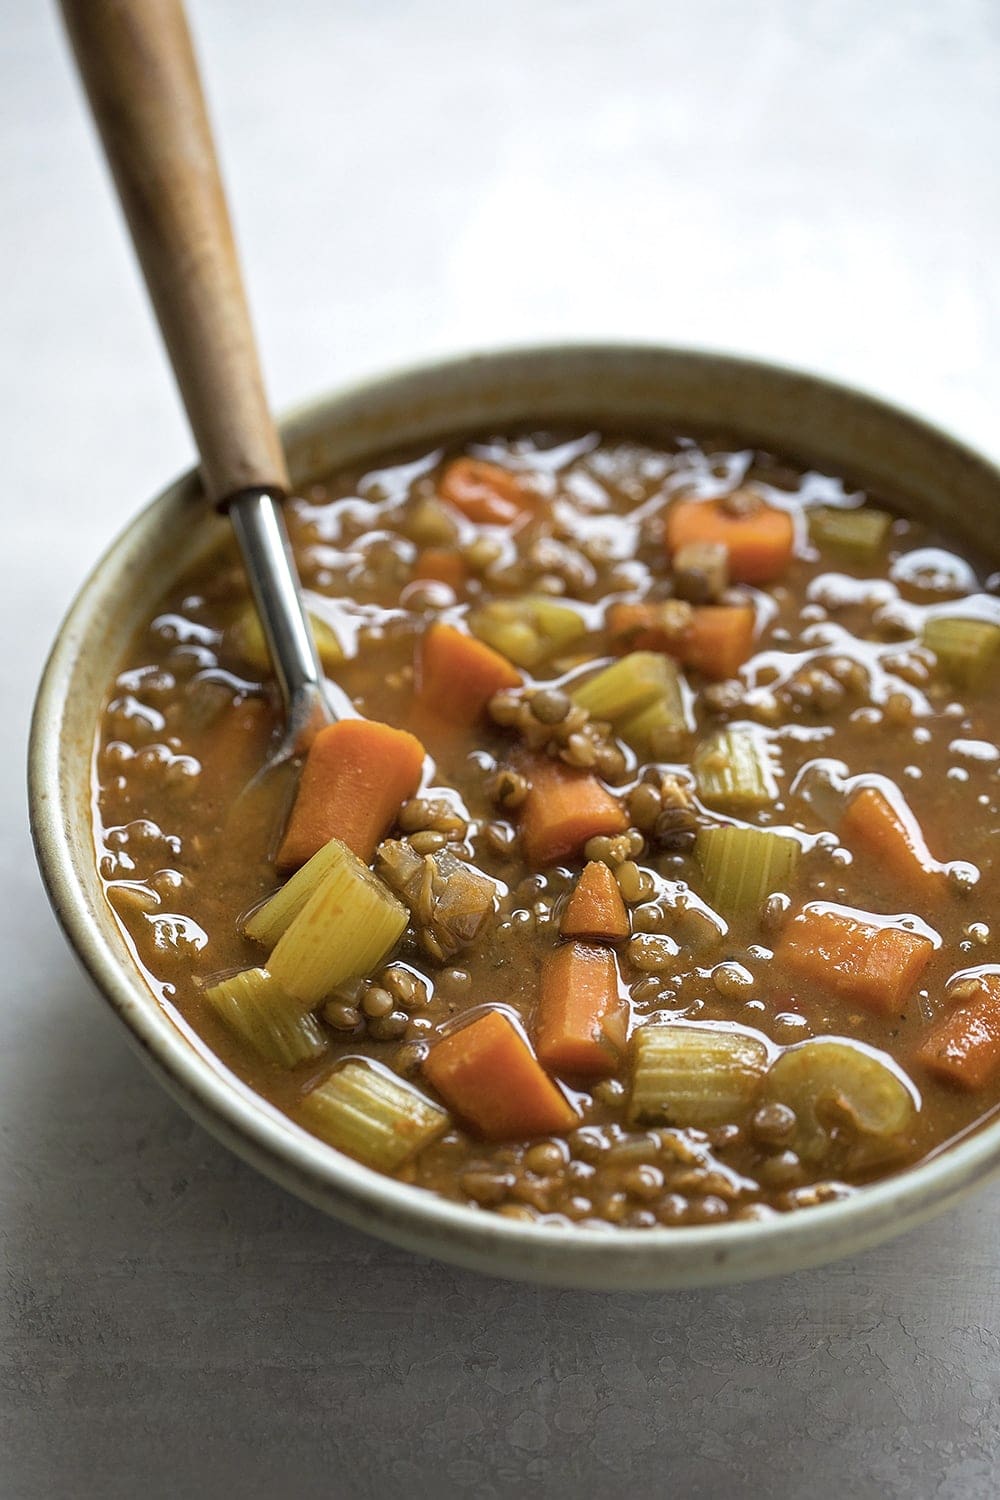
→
(665, 498, 794, 584)
(914, 975, 1000, 1090)
(519, 755, 628, 867)
(423, 1009, 577, 1139)
(776, 904, 934, 1015)
(412, 548, 468, 591)
(560, 861, 630, 941)
(607, 602, 756, 681)
(536, 942, 625, 1078)
(841, 785, 942, 890)
(438, 457, 533, 527)
(414, 622, 522, 725)
(276, 719, 425, 872)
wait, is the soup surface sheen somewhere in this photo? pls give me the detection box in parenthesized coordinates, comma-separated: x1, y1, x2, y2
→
(94, 428, 1000, 1229)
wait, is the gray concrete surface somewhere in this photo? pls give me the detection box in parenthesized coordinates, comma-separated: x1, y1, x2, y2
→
(4, 1, 1000, 1495)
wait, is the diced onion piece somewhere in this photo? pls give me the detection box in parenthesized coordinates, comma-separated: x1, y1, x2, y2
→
(570, 651, 675, 722)
(808, 506, 891, 559)
(468, 596, 586, 667)
(268, 838, 408, 1009)
(629, 1023, 769, 1127)
(203, 967, 327, 1067)
(696, 825, 800, 912)
(227, 600, 343, 673)
(244, 836, 356, 949)
(922, 616, 1000, 685)
(301, 1060, 448, 1171)
(694, 726, 778, 811)
(765, 1038, 916, 1163)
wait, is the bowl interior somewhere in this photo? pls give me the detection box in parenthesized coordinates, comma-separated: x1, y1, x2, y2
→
(30, 344, 1000, 1289)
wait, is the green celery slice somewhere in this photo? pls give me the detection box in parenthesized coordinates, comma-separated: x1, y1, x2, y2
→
(570, 651, 673, 722)
(694, 726, 778, 811)
(629, 1024, 768, 1127)
(203, 967, 327, 1067)
(468, 596, 586, 667)
(808, 506, 891, 559)
(696, 825, 800, 912)
(301, 1060, 448, 1171)
(922, 616, 1000, 685)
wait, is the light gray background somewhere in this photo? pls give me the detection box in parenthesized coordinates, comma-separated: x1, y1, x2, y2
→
(5, 1, 1000, 1496)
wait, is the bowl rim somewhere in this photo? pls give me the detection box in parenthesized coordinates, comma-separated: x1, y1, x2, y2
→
(28, 339, 1000, 1289)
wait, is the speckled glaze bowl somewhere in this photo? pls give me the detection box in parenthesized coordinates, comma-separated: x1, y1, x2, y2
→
(29, 345, 1000, 1289)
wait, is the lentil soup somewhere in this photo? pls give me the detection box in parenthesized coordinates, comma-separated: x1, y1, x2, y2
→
(94, 428, 1000, 1230)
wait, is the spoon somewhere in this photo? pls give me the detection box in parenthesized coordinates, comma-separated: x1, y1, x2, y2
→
(60, 0, 333, 759)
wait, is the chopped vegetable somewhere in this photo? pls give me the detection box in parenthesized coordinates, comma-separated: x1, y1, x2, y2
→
(696, 825, 800, 912)
(765, 1038, 916, 1163)
(570, 650, 676, 723)
(414, 622, 522, 725)
(629, 1023, 769, 1126)
(203, 967, 327, 1067)
(776, 903, 934, 1015)
(841, 784, 941, 890)
(227, 600, 343, 674)
(301, 1059, 448, 1170)
(914, 974, 1000, 1090)
(922, 615, 1000, 685)
(808, 505, 891, 560)
(693, 726, 779, 811)
(672, 540, 728, 603)
(617, 682, 692, 759)
(413, 548, 468, 591)
(560, 860, 630, 941)
(376, 840, 497, 960)
(268, 838, 408, 1009)
(519, 755, 628, 867)
(438, 456, 533, 526)
(607, 601, 756, 681)
(536, 942, 626, 1078)
(245, 835, 355, 948)
(665, 497, 794, 584)
(277, 718, 425, 872)
(423, 1009, 577, 1139)
(468, 595, 586, 668)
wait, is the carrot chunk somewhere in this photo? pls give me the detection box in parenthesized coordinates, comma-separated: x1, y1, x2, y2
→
(560, 861, 630, 941)
(518, 755, 628, 867)
(776, 903, 934, 1015)
(536, 942, 625, 1078)
(607, 602, 756, 681)
(412, 548, 468, 591)
(438, 457, 532, 527)
(276, 719, 425, 872)
(414, 622, 522, 726)
(665, 498, 794, 584)
(423, 1009, 577, 1139)
(914, 975, 1000, 1090)
(841, 785, 942, 890)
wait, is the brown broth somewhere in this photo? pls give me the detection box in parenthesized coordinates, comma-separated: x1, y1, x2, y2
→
(92, 428, 1000, 1229)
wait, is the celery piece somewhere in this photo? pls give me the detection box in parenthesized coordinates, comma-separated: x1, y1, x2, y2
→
(203, 967, 327, 1067)
(696, 825, 800, 912)
(268, 839, 408, 1009)
(694, 726, 778, 811)
(765, 1038, 915, 1164)
(468, 596, 586, 668)
(618, 661, 692, 757)
(922, 615, 1000, 685)
(629, 1023, 768, 1127)
(570, 651, 674, 722)
(301, 1060, 448, 1171)
(244, 837, 353, 949)
(227, 601, 343, 674)
(808, 506, 891, 560)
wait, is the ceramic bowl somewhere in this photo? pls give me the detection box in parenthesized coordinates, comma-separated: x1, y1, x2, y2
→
(29, 343, 1000, 1289)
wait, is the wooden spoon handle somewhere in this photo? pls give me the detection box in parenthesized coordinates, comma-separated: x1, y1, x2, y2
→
(60, 0, 289, 503)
